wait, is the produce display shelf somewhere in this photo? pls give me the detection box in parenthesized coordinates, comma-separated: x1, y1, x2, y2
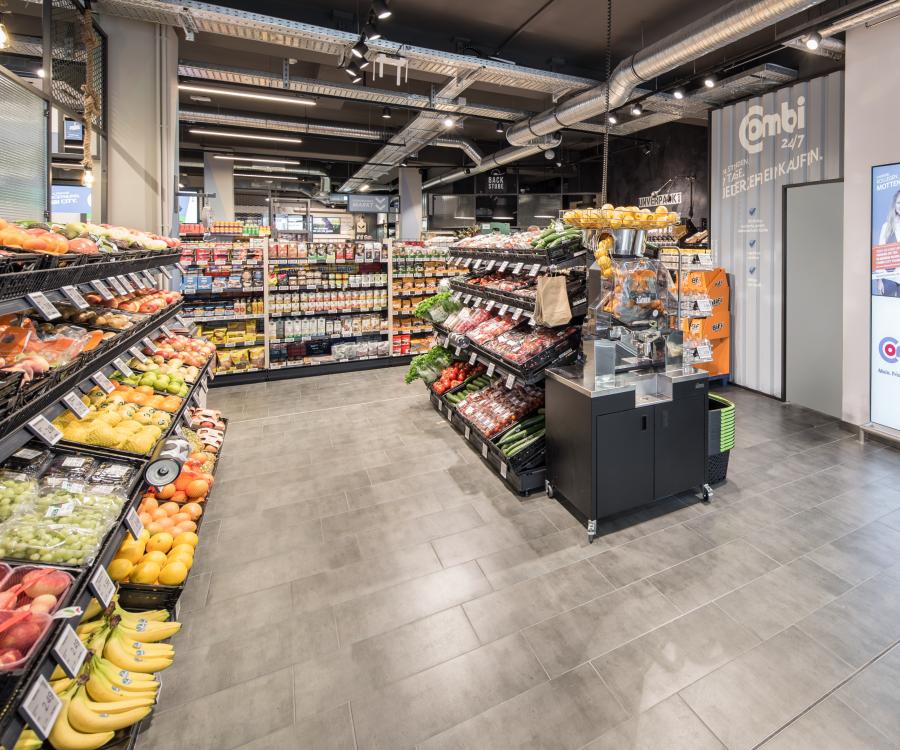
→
(269, 306, 387, 318)
(269, 331, 388, 345)
(447, 247, 588, 269)
(214, 340, 264, 349)
(269, 354, 395, 371)
(0, 302, 185, 466)
(448, 279, 588, 319)
(393, 326, 432, 334)
(182, 287, 264, 296)
(427, 390, 545, 496)
(393, 272, 459, 279)
(394, 288, 438, 298)
(214, 367, 265, 378)
(268, 259, 388, 266)
(270, 284, 386, 292)
(392, 256, 451, 263)
(0, 356, 213, 749)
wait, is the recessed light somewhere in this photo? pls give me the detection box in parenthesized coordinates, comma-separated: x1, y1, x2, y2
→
(703, 75, 716, 88)
(805, 31, 821, 50)
(189, 129, 302, 144)
(673, 89, 685, 99)
(179, 84, 315, 106)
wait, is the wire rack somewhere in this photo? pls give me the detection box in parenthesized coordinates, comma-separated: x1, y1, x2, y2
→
(50, 0, 106, 131)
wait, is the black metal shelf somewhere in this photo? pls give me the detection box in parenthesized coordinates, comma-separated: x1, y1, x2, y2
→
(448, 279, 588, 319)
(447, 248, 588, 272)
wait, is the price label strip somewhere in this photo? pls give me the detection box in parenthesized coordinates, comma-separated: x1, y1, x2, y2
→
(92, 371, 115, 393)
(60, 285, 89, 310)
(19, 675, 62, 741)
(90, 279, 114, 300)
(127, 273, 143, 287)
(129, 346, 148, 364)
(25, 292, 61, 321)
(107, 277, 126, 296)
(529, 263, 541, 277)
(124, 507, 144, 539)
(141, 270, 157, 286)
(113, 358, 134, 377)
(61, 391, 89, 419)
(89, 565, 116, 607)
(27, 415, 63, 446)
(52, 624, 88, 679)
(161, 323, 175, 337)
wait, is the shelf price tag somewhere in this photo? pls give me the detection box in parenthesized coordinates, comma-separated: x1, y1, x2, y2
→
(469, 352, 477, 365)
(485, 300, 494, 312)
(498, 304, 508, 316)
(89, 565, 116, 608)
(127, 273, 143, 288)
(117, 275, 135, 293)
(499, 462, 508, 479)
(441, 335, 450, 347)
(512, 308, 523, 321)
(697, 343, 713, 360)
(485, 260, 495, 271)
(697, 298, 713, 313)
(140, 271, 157, 286)
(159, 266, 173, 279)
(529, 263, 541, 277)
(19, 675, 62, 741)
(113, 358, 134, 377)
(486, 362, 495, 377)
(61, 391, 89, 419)
(161, 323, 175, 337)
(92, 371, 115, 393)
(124, 507, 144, 539)
(464, 425, 471, 440)
(454, 346, 461, 356)
(52, 624, 88, 679)
(142, 337, 158, 353)
(436, 401, 442, 413)
(472, 259, 481, 270)
(498, 261, 509, 273)
(505, 373, 516, 389)
(474, 297, 483, 308)
(106, 277, 126, 295)
(481, 443, 489, 459)
(463, 295, 472, 305)
(60, 285, 89, 309)
(446, 409, 452, 422)
(90, 280, 114, 300)
(512, 262, 524, 275)
(25, 292, 61, 321)
(129, 346, 148, 364)
(26, 415, 63, 446)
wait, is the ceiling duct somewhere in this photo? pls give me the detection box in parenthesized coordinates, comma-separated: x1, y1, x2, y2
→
(783, 0, 900, 59)
(506, 0, 826, 146)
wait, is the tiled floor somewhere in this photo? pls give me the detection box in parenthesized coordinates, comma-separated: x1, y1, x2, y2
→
(137, 369, 900, 750)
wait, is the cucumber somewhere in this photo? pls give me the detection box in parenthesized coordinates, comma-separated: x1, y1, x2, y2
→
(498, 429, 524, 447)
(516, 415, 545, 430)
(505, 430, 545, 457)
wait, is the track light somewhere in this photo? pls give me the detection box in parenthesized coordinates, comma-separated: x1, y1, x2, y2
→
(351, 39, 367, 59)
(630, 103, 643, 116)
(442, 116, 455, 128)
(360, 184, 370, 192)
(495, 121, 504, 133)
(373, 0, 391, 20)
(363, 22, 381, 41)
(345, 63, 360, 77)
(704, 75, 716, 88)
(673, 88, 684, 99)
(805, 31, 821, 50)
(358, 58, 370, 70)
(381, 106, 391, 119)
(178, 182, 185, 189)
(607, 114, 617, 125)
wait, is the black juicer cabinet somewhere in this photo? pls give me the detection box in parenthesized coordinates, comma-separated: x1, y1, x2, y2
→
(545, 375, 709, 539)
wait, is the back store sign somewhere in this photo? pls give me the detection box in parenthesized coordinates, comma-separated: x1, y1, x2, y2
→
(711, 71, 844, 396)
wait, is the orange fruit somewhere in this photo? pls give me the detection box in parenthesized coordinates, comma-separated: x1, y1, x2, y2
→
(170, 512, 190, 525)
(157, 517, 175, 531)
(158, 561, 188, 586)
(172, 531, 198, 548)
(159, 502, 180, 517)
(136, 385, 154, 394)
(143, 550, 168, 566)
(146, 521, 166, 535)
(142, 496, 159, 513)
(175, 521, 196, 533)
(151, 508, 167, 521)
(146, 532, 173, 553)
(156, 484, 176, 500)
(182, 502, 203, 520)
(108, 559, 133, 582)
(186, 479, 209, 499)
(131, 561, 161, 584)
(138, 512, 152, 526)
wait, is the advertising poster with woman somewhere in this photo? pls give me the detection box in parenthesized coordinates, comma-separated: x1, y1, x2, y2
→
(871, 163, 900, 431)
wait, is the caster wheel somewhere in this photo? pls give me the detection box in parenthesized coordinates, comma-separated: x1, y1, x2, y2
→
(701, 483, 714, 503)
(545, 480, 554, 499)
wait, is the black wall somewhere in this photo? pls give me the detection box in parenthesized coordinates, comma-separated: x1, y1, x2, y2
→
(606, 122, 709, 224)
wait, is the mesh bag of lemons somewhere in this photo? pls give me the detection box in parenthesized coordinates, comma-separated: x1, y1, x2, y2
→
(52, 388, 174, 455)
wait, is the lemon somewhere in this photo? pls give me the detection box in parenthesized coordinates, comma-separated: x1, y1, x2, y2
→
(108, 558, 134, 582)
(158, 561, 188, 586)
(143, 550, 168, 566)
(131, 561, 161, 585)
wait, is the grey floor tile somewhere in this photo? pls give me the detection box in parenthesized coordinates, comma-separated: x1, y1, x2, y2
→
(741, 508, 857, 564)
(592, 603, 760, 713)
(816, 484, 900, 527)
(759, 696, 895, 750)
(595, 496, 705, 547)
(432, 519, 530, 567)
(881, 506, 900, 532)
(684, 496, 794, 546)
(322, 493, 445, 540)
(417, 663, 628, 750)
(583, 695, 725, 750)
(355, 504, 486, 559)
(715, 557, 852, 640)
(293, 607, 479, 719)
(836, 646, 900, 743)
(590, 524, 715, 588)
(797, 571, 900, 667)
(349, 633, 547, 750)
(334, 561, 491, 645)
(805, 520, 900, 585)
(522, 579, 681, 678)
(680, 627, 853, 750)
(231, 704, 357, 750)
(648, 539, 779, 613)
(463, 560, 612, 643)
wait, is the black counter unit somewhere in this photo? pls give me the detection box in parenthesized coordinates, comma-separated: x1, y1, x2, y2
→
(544, 365, 710, 542)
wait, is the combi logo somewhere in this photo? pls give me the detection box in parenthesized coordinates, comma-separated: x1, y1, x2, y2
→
(879, 336, 899, 364)
(739, 96, 805, 154)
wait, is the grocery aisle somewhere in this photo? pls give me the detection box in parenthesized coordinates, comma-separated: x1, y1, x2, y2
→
(135, 370, 900, 750)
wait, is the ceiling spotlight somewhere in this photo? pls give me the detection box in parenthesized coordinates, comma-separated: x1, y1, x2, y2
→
(630, 103, 643, 116)
(381, 106, 391, 119)
(805, 31, 821, 50)
(37, 68, 45, 79)
(544, 149, 555, 160)
(703, 75, 716, 88)
(555, 161, 562, 168)
(363, 22, 381, 41)
(345, 63, 361, 78)
(189, 95, 212, 103)
(673, 88, 685, 99)
(360, 184, 371, 192)
(0, 22, 8, 51)
(442, 116, 455, 128)
(265, 198, 270, 202)
(373, 0, 392, 20)
(358, 58, 370, 70)
(178, 182, 185, 189)
(607, 114, 617, 125)
(351, 39, 367, 59)
(495, 121, 504, 133)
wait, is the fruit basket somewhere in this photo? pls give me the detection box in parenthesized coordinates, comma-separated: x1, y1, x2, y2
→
(0, 610, 53, 671)
(0, 565, 75, 615)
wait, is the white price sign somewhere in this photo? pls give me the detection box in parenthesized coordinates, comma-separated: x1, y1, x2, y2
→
(486, 362, 495, 377)
(464, 425, 471, 440)
(141, 271, 157, 286)
(485, 260, 495, 271)
(61, 391, 89, 419)
(19, 675, 62, 741)
(474, 297, 483, 308)
(436, 401, 442, 413)
(159, 266, 173, 279)
(485, 300, 494, 312)
(60, 285, 89, 309)
(499, 462, 508, 479)
(529, 263, 541, 277)
(472, 260, 482, 270)
(512, 263, 524, 275)
(481, 443, 489, 459)
(697, 343, 713, 360)
(469, 352, 477, 365)
(463, 258, 472, 267)
(128, 273, 143, 287)
(454, 346, 462, 356)
(697, 298, 713, 313)
(90, 280, 114, 300)
(129, 346, 148, 364)
(25, 292, 61, 321)
(89, 565, 116, 607)
(161, 324, 175, 337)
(113, 358, 134, 377)
(463, 295, 472, 305)
(512, 308, 523, 321)
(92, 371, 115, 393)
(117, 275, 135, 293)
(27, 415, 62, 446)
(124, 507, 144, 539)
(52, 624, 88, 678)
(107, 277, 126, 295)
(505, 373, 516, 389)
(142, 337, 158, 353)
(498, 304, 508, 316)
(498, 261, 509, 272)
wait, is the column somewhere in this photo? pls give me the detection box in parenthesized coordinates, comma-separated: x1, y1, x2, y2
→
(203, 152, 235, 223)
(398, 167, 423, 240)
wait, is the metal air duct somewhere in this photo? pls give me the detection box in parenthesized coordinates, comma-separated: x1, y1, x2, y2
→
(506, 0, 825, 146)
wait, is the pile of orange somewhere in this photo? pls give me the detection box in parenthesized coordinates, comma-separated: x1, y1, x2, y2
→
(108, 528, 199, 586)
(112, 384, 182, 412)
(137, 494, 202, 535)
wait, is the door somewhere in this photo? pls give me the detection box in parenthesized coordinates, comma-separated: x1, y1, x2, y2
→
(594, 409, 653, 518)
(654, 396, 707, 499)
(784, 181, 844, 416)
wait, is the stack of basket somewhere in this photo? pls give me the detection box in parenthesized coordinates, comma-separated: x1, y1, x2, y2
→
(708, 394, 735, 483)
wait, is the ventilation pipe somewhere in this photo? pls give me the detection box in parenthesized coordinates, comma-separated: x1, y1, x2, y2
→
(422, 136, 560, 190)
(506, 0, 825, 146)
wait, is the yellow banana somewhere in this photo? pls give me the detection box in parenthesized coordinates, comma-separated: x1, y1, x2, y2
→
(74, 691, 154, 714)
(51, 677, 74, 694)
(67, 686, 151, 734)
(114, 606, 169, 624)
(48, 689, 114, 750)
(75, 620, 105, 637)
(51, 664, 67, 682)
(109, 629, 174, 658)
(94, 662, 159, 691)
(82, 599, 105, 623)
(91, 662, 158, 696)
(117, 619, 181, 642)
(84, 672, 156, 704)
(102, 632, 172, 673)
(13, 729, 43, 750)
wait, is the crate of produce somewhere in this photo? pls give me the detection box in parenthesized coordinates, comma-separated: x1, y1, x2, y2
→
(708, 394, 735, 484)
(480, 325, 580, 376)
(492, 409, 546, 471)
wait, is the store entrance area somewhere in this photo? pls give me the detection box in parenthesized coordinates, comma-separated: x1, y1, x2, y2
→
(132, 368, 900, 750)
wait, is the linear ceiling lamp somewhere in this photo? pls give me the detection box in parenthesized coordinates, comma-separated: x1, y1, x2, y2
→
(188, 129, 302, 143)
(213, 156, 301, 165)
(179, 84, 315, 106)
